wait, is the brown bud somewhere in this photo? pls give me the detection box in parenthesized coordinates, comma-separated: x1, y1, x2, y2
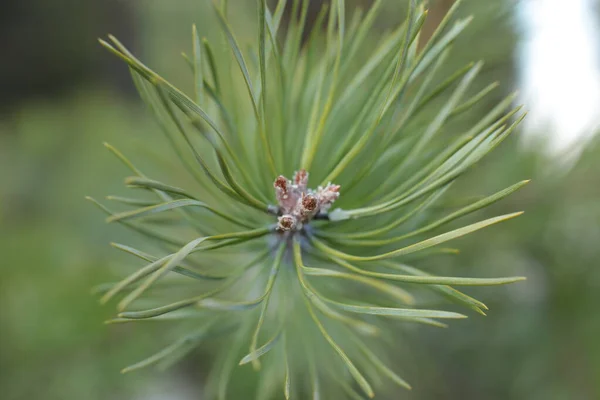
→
(316, 183, 341, 212)
(277, 215, 297, 231)
(302, 194, 318, 211)
(274, 176, 288, 194)
(293, 169, 309, 188)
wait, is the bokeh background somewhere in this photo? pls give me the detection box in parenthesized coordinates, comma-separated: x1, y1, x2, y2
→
(1, 0, 599, 399)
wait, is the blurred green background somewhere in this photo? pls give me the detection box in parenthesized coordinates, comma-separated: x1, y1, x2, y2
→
(1, 1, 599, 399)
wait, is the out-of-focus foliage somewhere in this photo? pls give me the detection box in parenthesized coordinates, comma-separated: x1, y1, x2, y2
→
(1, 1, 599, 399)
(0, 91, 171, 399)
(403, 138, 600, 400)
(0, 0, 136, 109)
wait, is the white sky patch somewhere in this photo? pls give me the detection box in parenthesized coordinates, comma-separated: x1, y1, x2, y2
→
(518, 0, 600, 166)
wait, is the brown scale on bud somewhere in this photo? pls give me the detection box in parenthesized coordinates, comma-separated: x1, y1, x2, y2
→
(274, 176, 289, 196)
(293, 169, 309, 191)
(296, 193, 319, 222)
(316, 183, 341, 213)
(277, 215, 297, 231)
(273, 172, 340, 231)
(302, 194, 318, 211)
(274, 175, 297, 213)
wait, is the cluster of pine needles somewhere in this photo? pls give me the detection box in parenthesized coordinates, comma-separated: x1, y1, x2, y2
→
(89, 0, 527, 398)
